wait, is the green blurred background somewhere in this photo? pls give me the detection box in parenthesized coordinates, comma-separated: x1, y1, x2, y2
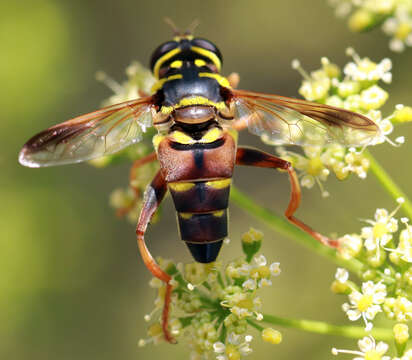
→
(2, 1, 412, 359)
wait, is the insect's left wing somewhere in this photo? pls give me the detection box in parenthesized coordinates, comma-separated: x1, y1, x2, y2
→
(231, 89, 379, 147)
(19, 97, 155, 167)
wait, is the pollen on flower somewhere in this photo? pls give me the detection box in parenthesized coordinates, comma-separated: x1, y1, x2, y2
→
(279, 50, 407, 197)
(139, 230, 281, 359)
(332, 336, 390, 360)
(342, 280, 387, 329)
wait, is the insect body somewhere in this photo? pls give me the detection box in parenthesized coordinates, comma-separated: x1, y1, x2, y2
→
(19, 27, 379, 343)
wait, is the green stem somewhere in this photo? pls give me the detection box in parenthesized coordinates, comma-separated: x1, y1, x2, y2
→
(365, 149, 412, 219)
(230, 186, 363, 274)
(262, 314, 393, 341)
(246, 319, 264, 332)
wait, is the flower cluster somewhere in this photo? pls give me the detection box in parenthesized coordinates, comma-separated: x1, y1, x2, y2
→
(89, 62, 159, 222)
(138, 229, 283, 360)
(331, 199, 412, 358)
(328, 0, 412, 52)
(270, 49, 411, 196)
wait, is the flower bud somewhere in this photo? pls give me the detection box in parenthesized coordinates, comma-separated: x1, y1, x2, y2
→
(242, 228, 263, 262)
(321, 59, 341, 79)
(348, 9, 375, 32)
(148, 323, 163, 337)
(262, 328, 282, 344)
(392, 106, 412, 124)
(362, 269, 377, 281)
(394, 323, 409, 344)
(331, 280, 351, 294)
(226, 344, 241, 360)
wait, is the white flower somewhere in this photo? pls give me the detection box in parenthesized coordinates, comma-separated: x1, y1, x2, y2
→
(213, 333, 253, 360)
(335, 268, 349, 283)
(344, 148, 370, 179)
(344, 50, 392, 83)
(339, 234, 363, 259)
(332, 336, 390, 360)
(253, 255, 267, 267)
(361, 208, 399, 256)
(242, 279, 257, 291)
(360, 85, 388, 110)
(342, 281, 387, 329)
(398, 223, 412, 262)
(382, 7, 412, 52)
(269, 262, 281, 276)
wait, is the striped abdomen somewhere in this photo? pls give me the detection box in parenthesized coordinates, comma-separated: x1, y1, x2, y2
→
(154, 127, 237, 263)
(170, 179, 231, 263)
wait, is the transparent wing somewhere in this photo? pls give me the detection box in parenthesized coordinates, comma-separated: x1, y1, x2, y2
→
(232, 89, 379, 146)
(19, 97, 155, 167)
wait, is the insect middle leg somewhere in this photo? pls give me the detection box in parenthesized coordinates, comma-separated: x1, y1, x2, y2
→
(235, 147, 339, 248)
(136, 170, 176, 343)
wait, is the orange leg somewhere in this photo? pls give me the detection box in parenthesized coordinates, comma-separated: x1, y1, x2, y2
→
(136, 170, 176, 343)
(236, 147, 338, 248)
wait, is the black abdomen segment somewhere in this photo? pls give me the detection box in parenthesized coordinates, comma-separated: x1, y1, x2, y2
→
(169, 179, 231, 263)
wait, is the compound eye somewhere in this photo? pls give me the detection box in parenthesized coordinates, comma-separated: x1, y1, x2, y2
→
(150, 40, 179, 71)
(191, 38, 223, 63)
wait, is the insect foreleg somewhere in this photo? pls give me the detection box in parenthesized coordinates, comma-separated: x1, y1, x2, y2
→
(136, 170, 176, 344)
(235, 147, 339, 248)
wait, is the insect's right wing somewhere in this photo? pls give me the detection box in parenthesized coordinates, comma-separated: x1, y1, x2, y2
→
(19, 97, 156, 168)
(231, 89, 380, 147)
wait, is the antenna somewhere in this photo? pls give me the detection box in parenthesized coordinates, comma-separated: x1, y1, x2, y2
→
(163, 17, 180, 36)
(163, 18, 200, 37)
(185, 19, 200, 35)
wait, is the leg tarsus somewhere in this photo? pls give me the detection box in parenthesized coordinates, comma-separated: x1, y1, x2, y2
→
(284, 166, 339, 249)
(136, 172, 176, 343)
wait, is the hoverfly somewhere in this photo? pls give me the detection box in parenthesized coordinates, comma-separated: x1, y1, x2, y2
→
(19, 21, 379, 343)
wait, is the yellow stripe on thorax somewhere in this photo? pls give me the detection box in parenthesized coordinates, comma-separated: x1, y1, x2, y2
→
(191, 46, 222, 72)
(198, 73, 231, 88)
(151, 74, 182, 93)
(161, 96, 226, 115)
(153, 48, 181, 78)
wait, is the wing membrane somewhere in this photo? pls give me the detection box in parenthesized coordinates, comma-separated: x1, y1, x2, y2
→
(232, 89, 379, 146)
(19, 97, 155, 167)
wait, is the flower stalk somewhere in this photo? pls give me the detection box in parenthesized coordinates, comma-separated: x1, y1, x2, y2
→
(230, 186, 363, 274)
(261, 314, 393, 341)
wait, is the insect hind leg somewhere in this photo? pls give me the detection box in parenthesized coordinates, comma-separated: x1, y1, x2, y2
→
(136, 170, 176, 343)
(235, 147, 339, 248)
